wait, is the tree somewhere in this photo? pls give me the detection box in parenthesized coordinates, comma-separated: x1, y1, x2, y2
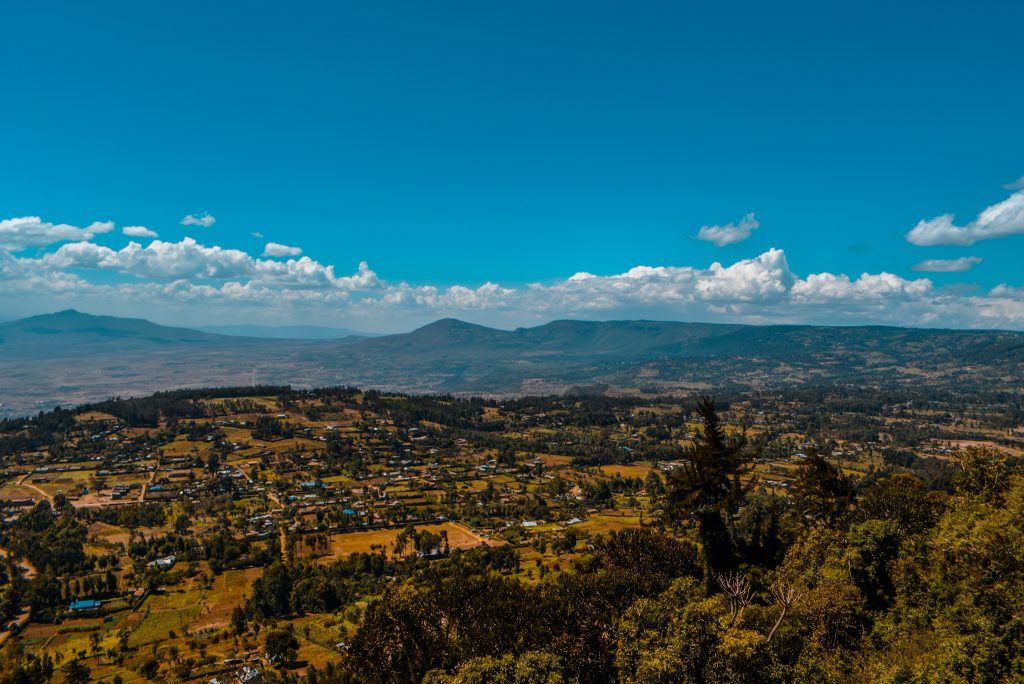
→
(716, 571, 756, 627)
(733, 491, 788, 567)
(231, 606, 247, 635)
(874, 473, 1024, 681)
(773, 528, 866, 653)
(615, 578, 729, 684)
(644, 471, 665, 497)
(790, 452, 854, 526)
(667, 397, 748, 515)
(347, 563, 539, 682)
(348, 583, 447, 680)
(264, 625, 299, 664)
(174, 514, 191, 534)
(858, 473, 939, 536)
(61, 660, 91, 684)
(766, 579, 803, 642)
(423, 652, 563, 684)
(139, 657, 159, 679)
(666, 397, 750, 585)
(593, 528, 701, 586)
(248, 562, 292, 617)
(951, 446, 1014, 504)
(415, 529, 443, 556)
(845, 519, 901, 610)
(0, 650, 54, 684)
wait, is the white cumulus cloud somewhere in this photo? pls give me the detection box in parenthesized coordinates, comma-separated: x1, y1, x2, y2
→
(696, 248, 793, 301)
(122, 226, 158, 238)
(792, 272, 932, 302)
(263, 242, 302, 257)
(906, 189, 1024, 246)
(180, 213, 216, 228)
(695, 212, 760, 247)
(44, 236, 377, 290)
(912, 256, 982, 273)
(0, 216, 113, 252)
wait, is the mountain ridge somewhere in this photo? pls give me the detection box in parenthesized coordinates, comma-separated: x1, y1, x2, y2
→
(2, 310, 1023, 417)
(197, 323, 378, 340)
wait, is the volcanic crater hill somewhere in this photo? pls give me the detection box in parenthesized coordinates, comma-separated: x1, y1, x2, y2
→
(1, 310, 1023, 416)
(0, 309, 233, 356)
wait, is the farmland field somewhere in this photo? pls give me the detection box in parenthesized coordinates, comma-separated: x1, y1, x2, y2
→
(295, 521, 497, 560)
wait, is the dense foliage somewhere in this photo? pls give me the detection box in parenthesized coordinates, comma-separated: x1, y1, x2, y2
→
(290, 401, 1024, 683)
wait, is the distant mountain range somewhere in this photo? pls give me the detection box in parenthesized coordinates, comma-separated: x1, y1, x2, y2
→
(0, 310, 235, 356)
(197, 324, 378, 340)
(2, 310, 1023, 416)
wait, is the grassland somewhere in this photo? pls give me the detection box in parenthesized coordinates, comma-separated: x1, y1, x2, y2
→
(294, 521, 497, 560)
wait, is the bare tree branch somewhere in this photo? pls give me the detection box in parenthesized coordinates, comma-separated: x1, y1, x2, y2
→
(716, 571, 756, 627)
(767, 580, 803, 642)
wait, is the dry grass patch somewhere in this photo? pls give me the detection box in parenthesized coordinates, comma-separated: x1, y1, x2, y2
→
(189, 566, 262, 632)
(576, 513, 642, 535)
(537, 454, 573, 467)
(299, 522, 498, 561)
(159, 439, 212, 457)
(599, 463, 654, 478)
(75, 411, 118, 422)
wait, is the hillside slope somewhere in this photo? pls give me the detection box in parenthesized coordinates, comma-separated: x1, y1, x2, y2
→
(1, 311, 1022, 416)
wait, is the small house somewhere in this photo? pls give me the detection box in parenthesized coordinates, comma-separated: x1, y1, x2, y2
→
(69, 599, 101, 612)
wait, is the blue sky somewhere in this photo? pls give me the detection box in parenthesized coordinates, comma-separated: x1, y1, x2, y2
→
(2, 1, 1023, 332)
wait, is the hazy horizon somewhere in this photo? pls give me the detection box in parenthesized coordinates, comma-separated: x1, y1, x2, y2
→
(8, 306, 1024, 337)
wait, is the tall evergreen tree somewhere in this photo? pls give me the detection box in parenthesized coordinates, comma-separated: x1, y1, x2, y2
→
(666, 397, 750, 587)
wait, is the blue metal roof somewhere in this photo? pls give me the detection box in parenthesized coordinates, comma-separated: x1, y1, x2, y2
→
(69, 599, 101, 610)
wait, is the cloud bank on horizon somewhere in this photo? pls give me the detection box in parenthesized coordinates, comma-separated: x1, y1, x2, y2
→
(3, 185, 1024, 332)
